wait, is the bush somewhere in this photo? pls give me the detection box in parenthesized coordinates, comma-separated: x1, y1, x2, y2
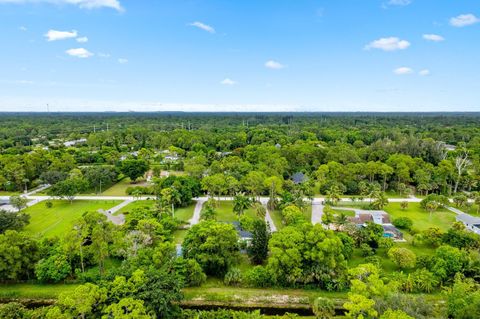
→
(125, 186, 155, 196)
(360, 243, 374, 257)
(393, 217, 413, 231)
(244, 266, 272, 288)
(224, 268, 242, 286)
(45, 200, 53, 208)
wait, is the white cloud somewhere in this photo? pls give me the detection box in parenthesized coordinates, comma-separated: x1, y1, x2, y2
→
(45, 29, 77, 41)
(387, 0, 411, 6)
(98, 52, 111, 58)
(66, 47, 93, 58)
(189, 21, 215, 33)
(423, 34, 444, 42)
(220, 78, 236, 85)
(419, 69, 430, 76)
(265, 60, 285, 70)
(19, 26, 27, 31)
(0, 0, 123, 12)
(394, 67, 414, 75)
(365, 37, 410, 51)
(76, 36, 88, 43)
(118, 58, 128, 64)
(450, 14, 480, 27)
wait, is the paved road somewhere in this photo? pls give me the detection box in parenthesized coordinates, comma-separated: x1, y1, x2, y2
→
(260, 198, 277, 232)
(189, 199, 206, 226)
(311, 198, 324, 225)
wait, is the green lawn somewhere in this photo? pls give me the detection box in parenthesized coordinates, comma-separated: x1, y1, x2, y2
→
(101, 178, 134, 196)
(331, 208, 356, 217)
(0, 283, 79, 299)
(114, 200, 156, 216)
(213, 201, 258, 222)
(270, 209, 284, 230)
(0, 191, 20, 196)
(24, 200, 122, 238)
(115, 200, 195, 223)
(384, 202, 456, 232)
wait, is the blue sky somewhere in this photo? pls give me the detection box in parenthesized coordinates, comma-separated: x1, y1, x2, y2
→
(0, 0, 479, 112)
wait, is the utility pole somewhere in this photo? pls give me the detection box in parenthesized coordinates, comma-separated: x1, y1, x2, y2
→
(107, 123, 109, 132)
(94, 125, 96, 133)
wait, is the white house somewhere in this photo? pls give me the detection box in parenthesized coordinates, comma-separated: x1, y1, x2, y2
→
(456, 214, 480, 235)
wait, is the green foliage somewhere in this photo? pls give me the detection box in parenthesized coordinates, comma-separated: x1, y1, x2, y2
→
(244, 265, 272, 288)
(47, 177, 87, 202)
(446, 275, 480, 319)
(183, 221, 239, 276)
(35, 253, 71, 283)
(0, 210, 30, 234)
(387, 247, 416, 269)
(248, 219, 270, 264)
(119, 159, 149, 182)
(312, 297, 335, 319)
(0, 230, 39, 280)
(175, 258, 207, 287)
(392, 217, 413, 231)
(224, 267, 242, 286)
(9, 195, 28, 211)
(282, 205, 307, 226)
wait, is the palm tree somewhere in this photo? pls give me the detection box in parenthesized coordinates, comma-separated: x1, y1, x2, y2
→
(233, 193, 252, 216)
(426, 201, 439, 218)
(334, 212, 349, 227)
(371, 191, 389, 209)
(325, 185, 341, 206)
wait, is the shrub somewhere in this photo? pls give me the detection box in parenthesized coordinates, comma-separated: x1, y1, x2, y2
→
(244, 266, 272, 288)
(360, 243, 374, 257)
(393, 217, 413, 231)
(45, 200, 53, 208)
(388, 247, 416, 269)
(224, 268, 242, 286)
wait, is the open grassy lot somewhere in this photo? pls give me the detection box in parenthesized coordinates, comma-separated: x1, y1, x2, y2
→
(101, 178, 133, 196)
(214, 201, 258, 222)
(0, 283, 79, 299)
(115, 200, 196, 223)
(0, 191, 20, 196)
(24, 200, 122, 238)
(269, 205, 312, 230)
(331, 208, 355, 217)
(114, 200, 155, 216)
(384, 202, 456, 232)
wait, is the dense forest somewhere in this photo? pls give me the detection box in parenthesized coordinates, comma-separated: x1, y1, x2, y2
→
(0, 112, 479, 319)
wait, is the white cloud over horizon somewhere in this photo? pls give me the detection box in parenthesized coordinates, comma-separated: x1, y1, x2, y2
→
(44, 29, 77, 41)
(265, 60, 285, 69)
(221, 78, 237, 85)
(365, 37, 410, 51)
(419, 69, 430, 76)
(423, 34, 444, 42)
(189, 21, 215, 33)
(450, 14, 480, 27)
(0, 0, 123, 11)
(66, 47, 93, 58)
(394, 67, 414, 75)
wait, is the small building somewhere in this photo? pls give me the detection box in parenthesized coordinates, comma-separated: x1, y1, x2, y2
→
(348, 210, 403, 241)
(0, 199, 10, 206)
(292, 172, 307, 184)
(456, 214, 480, 235)
(63, 138, 87, 147)
(230, 221, 253, 243)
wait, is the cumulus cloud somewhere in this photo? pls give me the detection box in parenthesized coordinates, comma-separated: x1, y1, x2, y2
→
(387, 0, 411, 6)
(419, 69, 430, 76)
(189, 21, 215, 33)
(220, 78, 236, 85)
(0, 0, 123, 11)
(45, 29, 77, 41)
(365, 37, 410, 51)
(66, 47, 93, 58)
(265, 60, 285, 69)
(394, 67, 413, 75)
(76, 36, 88, 43)
(118, 58, 128, 64)
(450, 14, 480, 27)
(423, 34, 444, 42)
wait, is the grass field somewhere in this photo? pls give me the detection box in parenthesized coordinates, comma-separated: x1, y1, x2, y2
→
(384, 202, 456, 232)
(101, 178, 133, 196)
(0, 191, 20, 196)
(114, 200, 155, 216)
(331, 208, 356, 217)
(213, 201, 258, 222)
(0, 283, 79, 299)
(24, 200, 122, 238)
(269, 205, 312, 230)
